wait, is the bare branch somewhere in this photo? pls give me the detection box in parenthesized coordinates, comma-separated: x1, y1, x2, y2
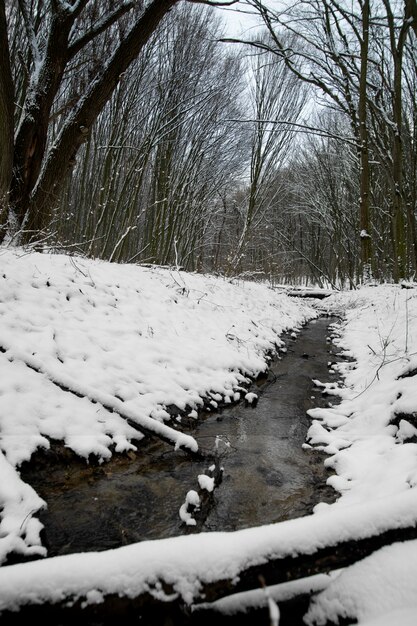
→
(31, 0, 178, 217)
(17, 0, 41, 64)
(53, 0, 89, 18)
(188, 0, 240, 5)
(225, 118, 359, 147)
(68, 2, 136, 58)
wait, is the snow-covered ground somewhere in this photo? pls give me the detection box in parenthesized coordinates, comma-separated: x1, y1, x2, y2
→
(0, 248, 315, 565)
(1, 248, 417, 625)
(300, 284, 417, 624)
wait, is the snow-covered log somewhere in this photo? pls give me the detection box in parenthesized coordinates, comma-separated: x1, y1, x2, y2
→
(1, 489, 417, 621)
(286, 289, 334, 299)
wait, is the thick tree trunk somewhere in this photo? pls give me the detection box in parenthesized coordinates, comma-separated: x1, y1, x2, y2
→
(2, 524, 416, 624)
(9, 11, 73, 232)
(7, 0, 100, 240)
(0, 0, 14, 235)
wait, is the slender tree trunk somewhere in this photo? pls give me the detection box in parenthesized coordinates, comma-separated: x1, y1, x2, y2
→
(383, 0, 410, 280)
(359, 0, 372, 281)
(0, 0, 14, 235)
(406, 195, 417, 274)
(391, 49, 406, 281)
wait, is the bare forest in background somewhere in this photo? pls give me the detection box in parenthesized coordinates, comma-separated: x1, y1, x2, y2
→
(1, 0, 416, 287)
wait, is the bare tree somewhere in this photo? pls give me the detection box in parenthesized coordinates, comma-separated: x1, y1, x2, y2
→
(1, 0, 238, 243)
(51, 4, 245, 268)
(246, 0, 417, 282)
(227, 39, 308, 273)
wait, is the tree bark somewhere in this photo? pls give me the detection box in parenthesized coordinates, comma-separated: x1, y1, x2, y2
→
(405, 0, 417, 38)
(0, 0, 14, 234)
(381, 0, 416, 280)
(26, 0, 178, 238)
(358, 0, 372, 281)
(2, 524, 416, 624)
(10, 12, 74, 231)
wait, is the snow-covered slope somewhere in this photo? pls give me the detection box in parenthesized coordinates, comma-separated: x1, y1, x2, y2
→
(1, 249, 417, 626)
(307, 285, 417, 511)
(0, 248, 314, 565)
(304, 284, 417, 625)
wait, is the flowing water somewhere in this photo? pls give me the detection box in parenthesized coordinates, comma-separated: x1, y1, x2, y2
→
(20, 316, 340, 558)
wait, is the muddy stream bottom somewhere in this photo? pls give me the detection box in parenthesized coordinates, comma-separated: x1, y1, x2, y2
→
(20, 316, 340, 559)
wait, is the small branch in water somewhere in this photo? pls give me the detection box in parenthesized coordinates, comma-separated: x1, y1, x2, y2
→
(19, 508, 43, 532)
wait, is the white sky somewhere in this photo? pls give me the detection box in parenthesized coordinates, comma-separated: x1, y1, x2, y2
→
(214, 2, 264, 38)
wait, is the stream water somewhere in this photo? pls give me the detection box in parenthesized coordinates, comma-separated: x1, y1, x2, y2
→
(20, 316, 340, 558)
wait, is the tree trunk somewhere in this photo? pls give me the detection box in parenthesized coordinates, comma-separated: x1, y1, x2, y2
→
(8, 2, 89, 237)
(359, 0, 372, 281)
(382, 0, 410, 280)
(26, 0, 177, 239)
(0, 0, 14, 235)
(2, 523, 417, 623)
(405, 0, 417, 38)
(391, 48, 406, 280)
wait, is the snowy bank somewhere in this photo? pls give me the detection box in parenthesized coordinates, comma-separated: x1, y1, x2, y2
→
(303, 284, 417, 624)
(0, 248, 315, 564)
(305, 539, 417, 625)
(307, 284, 417, 512)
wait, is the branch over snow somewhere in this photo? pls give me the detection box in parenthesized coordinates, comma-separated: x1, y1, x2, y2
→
(0, 343, 201, 459)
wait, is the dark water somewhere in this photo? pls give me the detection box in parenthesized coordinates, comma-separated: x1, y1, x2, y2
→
(20, 316, 339, 558)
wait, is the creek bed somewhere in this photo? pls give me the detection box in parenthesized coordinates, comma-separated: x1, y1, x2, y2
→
(20, 316, 340, 558)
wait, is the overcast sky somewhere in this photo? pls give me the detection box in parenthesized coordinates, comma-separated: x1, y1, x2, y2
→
(215, 2, 264, 38)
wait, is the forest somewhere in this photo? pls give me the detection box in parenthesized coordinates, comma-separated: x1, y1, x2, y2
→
(1, 0, 416, 287)
(1, 3, 417, 624)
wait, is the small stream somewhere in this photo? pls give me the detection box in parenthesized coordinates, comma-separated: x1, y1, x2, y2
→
(20, 316, 340, 558)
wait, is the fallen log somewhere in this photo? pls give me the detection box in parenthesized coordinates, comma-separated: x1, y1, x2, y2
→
(1, 526, 416, 626)
(286, 289, 333, 299)
(1, 490, 417, 624)
(194, 523, 417, 605)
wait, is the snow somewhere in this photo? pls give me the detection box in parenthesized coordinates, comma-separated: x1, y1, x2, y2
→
(266, 594, 280, 626)
(305, 541, 417, 625)
(179, 490, 201, 526)
(196, 571, 339, 617)
(308, 285, 417, 510)
(0, 248, 314, 565)
(244, 391, 258, 404)
(1, 490, 417, 613)
(1, 249, 417, 625)
(198, 474, 215, 492)
(305, 285, 417, 623)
